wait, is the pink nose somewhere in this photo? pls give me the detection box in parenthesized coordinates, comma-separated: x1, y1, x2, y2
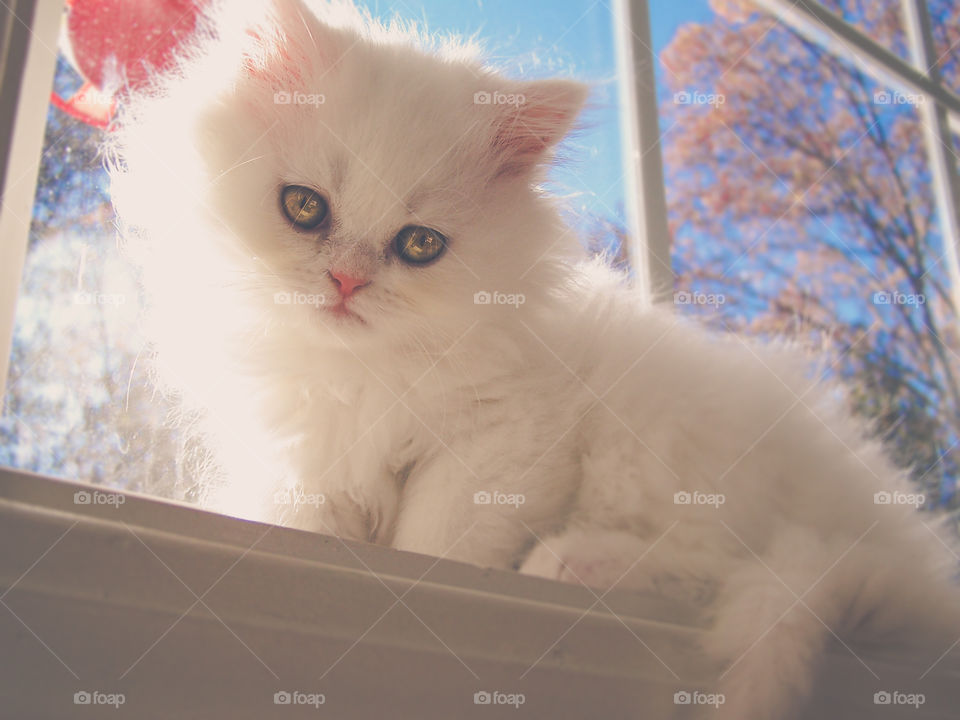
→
(328, 270, 369, 298)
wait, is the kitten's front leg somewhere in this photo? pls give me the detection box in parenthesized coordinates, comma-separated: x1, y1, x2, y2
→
(390, 454, 537, 570)
(281, 442, 401, 545)
(284, 486, 393, 543)
(519, 529, 651, 590)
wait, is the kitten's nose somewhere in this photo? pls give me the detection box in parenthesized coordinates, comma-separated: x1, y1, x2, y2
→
(328, 270, 370, 298)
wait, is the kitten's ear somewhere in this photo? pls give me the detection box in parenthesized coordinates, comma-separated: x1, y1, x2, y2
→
(489, 79, 589, 176)
(240, 0, 345, 87)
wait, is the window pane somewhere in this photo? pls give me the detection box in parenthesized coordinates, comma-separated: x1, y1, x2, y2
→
(1, 3, 626, 498)
(657, 2, 960, 511)
(930, 0, 960, 96)
(684, 1, 911, 61)
(821, 0, 910, 62)
(1, 49, 190, 497)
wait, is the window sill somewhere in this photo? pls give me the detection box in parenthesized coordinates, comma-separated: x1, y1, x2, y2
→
(1, 468, 957, 718)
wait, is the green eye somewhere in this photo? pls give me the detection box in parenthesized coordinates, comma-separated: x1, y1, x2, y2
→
(281, 185, 328, 229)
(394, 225, 447, 265)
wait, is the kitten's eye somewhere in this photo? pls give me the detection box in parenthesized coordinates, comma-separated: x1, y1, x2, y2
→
(394, 225, 447, 265)
(281, 185, 328, 230)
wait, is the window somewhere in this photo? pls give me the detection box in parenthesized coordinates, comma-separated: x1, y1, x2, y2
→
(0, 0, 627, 505)
(1, 3, 958, 717)
(1, 0, 956, 542)
(656, 0, 960, 515)
(2, 3, 957, 543)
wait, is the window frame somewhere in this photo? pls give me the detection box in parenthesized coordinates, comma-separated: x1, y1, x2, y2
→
(3, 465, 958, 718)
(0, 0, 60, 404)
(613, 0, 674, 302)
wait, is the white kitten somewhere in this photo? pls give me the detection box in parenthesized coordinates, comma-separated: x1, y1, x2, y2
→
(109, 1, 960, 717)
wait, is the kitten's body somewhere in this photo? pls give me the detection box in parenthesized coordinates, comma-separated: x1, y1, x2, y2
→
(110, 1, 960, 717)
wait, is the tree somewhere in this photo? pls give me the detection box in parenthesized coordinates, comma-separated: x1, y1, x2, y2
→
(661, 0, 960, 511)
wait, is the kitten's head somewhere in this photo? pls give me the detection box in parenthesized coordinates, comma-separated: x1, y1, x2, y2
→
(111, 0, 587, 367)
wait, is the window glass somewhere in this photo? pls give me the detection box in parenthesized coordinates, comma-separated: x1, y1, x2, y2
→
(0, 2, 626, 499)
(656, 0, 960, 511)
(930, 0, 960, 96)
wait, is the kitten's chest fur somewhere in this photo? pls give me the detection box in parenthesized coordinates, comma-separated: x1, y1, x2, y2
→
(272, 363, 486, 480)
(258, 347, 587, 540)
(278, 373, 425, 482)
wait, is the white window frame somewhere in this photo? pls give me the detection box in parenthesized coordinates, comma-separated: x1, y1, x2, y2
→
(0, 0, 60, 402)
(614, 0, 674, 302)
(0, 3, 957, 717)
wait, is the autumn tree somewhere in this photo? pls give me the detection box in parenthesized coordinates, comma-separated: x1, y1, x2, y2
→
(661, 0, 960, 510)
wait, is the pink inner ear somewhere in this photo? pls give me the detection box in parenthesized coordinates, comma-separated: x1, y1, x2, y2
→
(496, 103, 573, 159)
(240, 1, 341, 88)
(242, 27, 306, 85)
(491, 83, 585, 174)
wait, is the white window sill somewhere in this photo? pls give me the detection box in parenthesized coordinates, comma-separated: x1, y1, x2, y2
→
(1, 468, 956, 718)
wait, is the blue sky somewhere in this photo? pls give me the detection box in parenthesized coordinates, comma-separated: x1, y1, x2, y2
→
(649, 1, 713, 53)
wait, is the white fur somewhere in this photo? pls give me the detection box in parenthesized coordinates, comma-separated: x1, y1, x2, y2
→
(109, 2, 960, 717)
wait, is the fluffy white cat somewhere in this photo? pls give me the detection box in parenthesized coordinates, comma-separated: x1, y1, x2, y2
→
(109, 1, 960, 717)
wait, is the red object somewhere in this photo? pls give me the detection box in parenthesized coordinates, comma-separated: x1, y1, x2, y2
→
(53, 0, 209, 128)
(328, 271, 370, 299)
(49, 80, 115, 128)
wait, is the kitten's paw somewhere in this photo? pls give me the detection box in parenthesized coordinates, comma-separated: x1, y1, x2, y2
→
(283, 490, 374, 543)
(519, 535, 628, 591)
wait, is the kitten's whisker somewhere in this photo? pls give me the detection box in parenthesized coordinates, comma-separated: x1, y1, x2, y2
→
(211, 153, 273, 184)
